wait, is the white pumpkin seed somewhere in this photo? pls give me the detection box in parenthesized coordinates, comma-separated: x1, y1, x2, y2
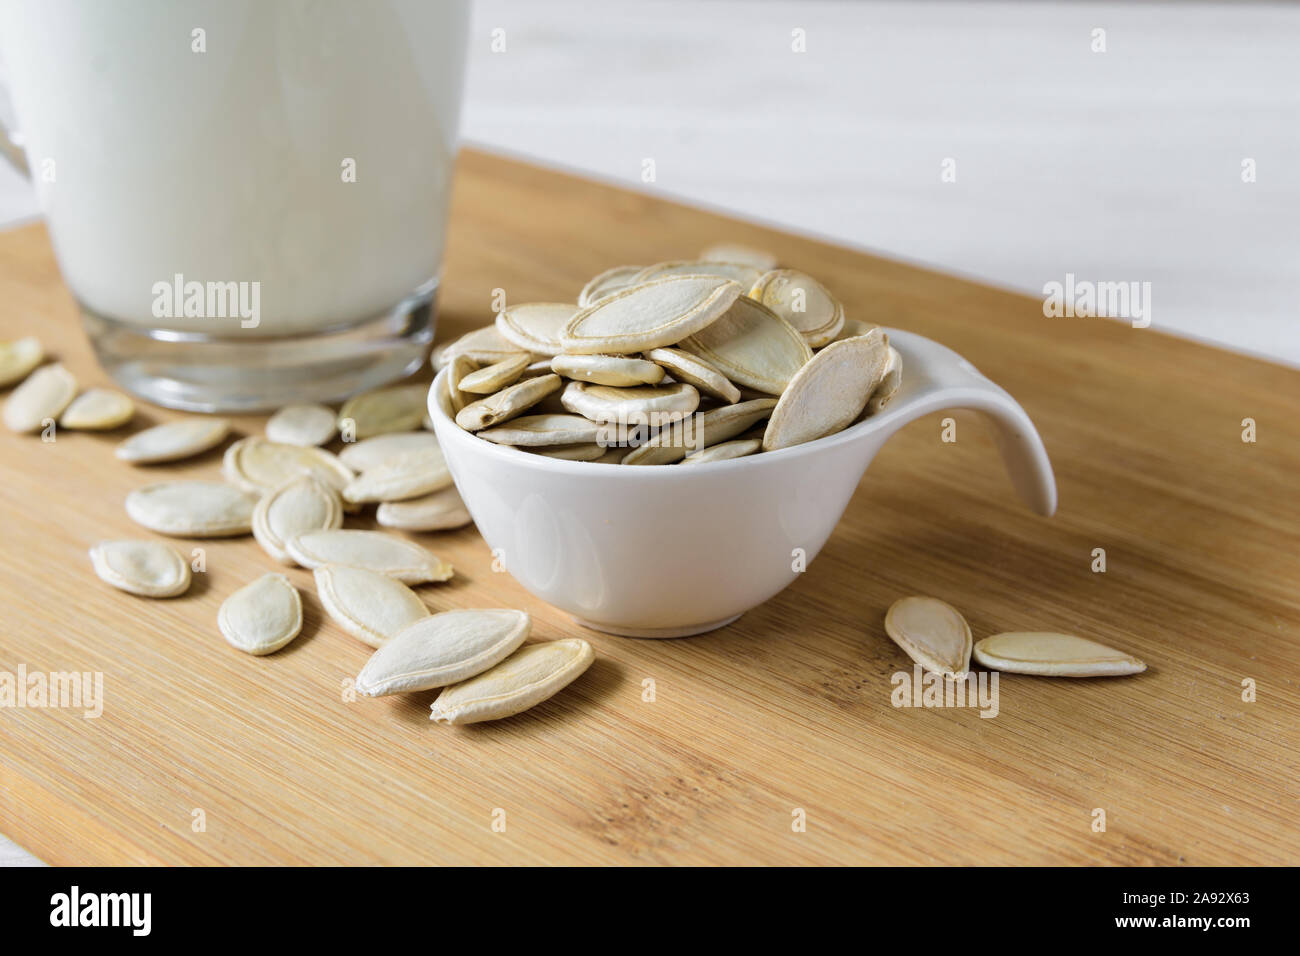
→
(357, 609, 530, 695)
(681, 438, 762, 464)
(218, 573, 303, 655)
(430, 638, 594, 725)
(644, 347, 741, 403)
(699, 243, 778, 271)
(0, 336, 43, 387)
(252, 474, 344, 564)
(265, 403, 337, 446)
(59, 388, 135, 430)
(342, 447, 452, 503)
(972, 632, 1147, 677)
(520, 357, 555, 377)
(457, 353, 532, 394)
(763, 328, 890, 451)
(550, 353, 664, 387)
(88, 539, 191, 598)
(376, 485, 472, 531)
(559, 274, 741, 355)
(633, 260, 762, 290)
(622, 398, 775, 465)
(561, 381, 699, 425)
(286, 529, 453, 584)
(476, 413, 603, 446)
(679, 295, 811, 395)
(3, 362, 76, 432)
(455, 373, 562, 431)
(866, 345, 902, 414)
(313, 565, 429, 648)
(338, 384, 428, 438)
(494, 302, 577, 356)
(529, 443, 609, 461)
(833, 318, 879, 342)
(884, 596, 973, 678)
(578, 264, 643, 307)
(445, 353, 478, 414)
(125, 480, 257, 537)
(430, 325, 525, 372)
(337, 431, 440, 472)
(222, 436, 354, 495)
(749, 269, 845, 347)
(115, 417, 231, 464)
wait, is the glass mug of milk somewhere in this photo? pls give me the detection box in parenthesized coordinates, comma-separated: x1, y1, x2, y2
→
(0, 0, 469, 410)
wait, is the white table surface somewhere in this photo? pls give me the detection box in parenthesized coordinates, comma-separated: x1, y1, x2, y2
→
(1, 0, 1294, 866)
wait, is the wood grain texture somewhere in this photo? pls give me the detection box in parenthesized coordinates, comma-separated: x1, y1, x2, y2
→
(1, 149, 1297, 865)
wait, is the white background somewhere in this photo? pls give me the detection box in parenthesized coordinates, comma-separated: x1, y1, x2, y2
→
(1, 0, 1295, 865)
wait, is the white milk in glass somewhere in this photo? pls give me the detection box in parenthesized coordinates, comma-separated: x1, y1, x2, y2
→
(0, 0, 469, 408)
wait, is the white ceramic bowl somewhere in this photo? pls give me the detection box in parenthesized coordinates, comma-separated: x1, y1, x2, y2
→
(429, 328, 1056, 637)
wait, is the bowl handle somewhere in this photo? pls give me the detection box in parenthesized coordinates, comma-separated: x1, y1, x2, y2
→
(870, 329, 1057, 516)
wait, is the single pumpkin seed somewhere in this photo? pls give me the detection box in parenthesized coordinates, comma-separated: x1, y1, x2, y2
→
(125, 480, 257, 537)
(972, 632, 1147, 677)
(59, 388, 135, 430)
(763, 328, 890, 451)
(313, 565, 429, 648)
(577, 264, 643, 307)
(286, 529, 453, 585)
(679, 295, 811, 395)
(357, 608, 531, 695)
(550, 353, 664, 387)
(699, 243, 778, 271)
(520, 357, 556, 377)
(559, 274, 742, 355)
(749, 269, 845, 347)
(622, 398, 775, 465)
(455, 373, 562, 432)
(252, 473, 344, 564)
(560, 381, 699, 425)
(0, 336, 43, 387)
(476, 413, 603, 446)
(222, 436, 354, 496)
(3, 362, 77, 432)
(644, 347, 741, 403)
(681, 438, 762, 464)
(529, 443, 609, 461)
(445, 353, 478, 413)
(342, 447, 453, 503)
(338, 384, 428, 438)
(494, 302, 577, 356)
(218, 573, 303, 655)
(457, 353, 532, 394)
(866, 345, 902, 414)
(430, 325, 526, 372)
(632, 259, 762, 290)
(833, 318, 879, 342)
(88, 539, 191, 598)
(337, 431, 440, 472)
(429, 638, 595, 725)
(116, 417, 231, 464)
(265, 403, 337, 446)
(884, 596, 973, 678)
(376, 485, 472, 531)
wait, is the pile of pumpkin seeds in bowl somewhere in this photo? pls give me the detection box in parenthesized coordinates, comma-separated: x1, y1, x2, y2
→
(2, 343, 592, 726)
(436, 244, 902, 464)
(3, 239, 1148, 722)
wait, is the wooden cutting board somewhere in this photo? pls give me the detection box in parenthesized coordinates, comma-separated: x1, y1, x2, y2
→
(2, 150, 1297, 865)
